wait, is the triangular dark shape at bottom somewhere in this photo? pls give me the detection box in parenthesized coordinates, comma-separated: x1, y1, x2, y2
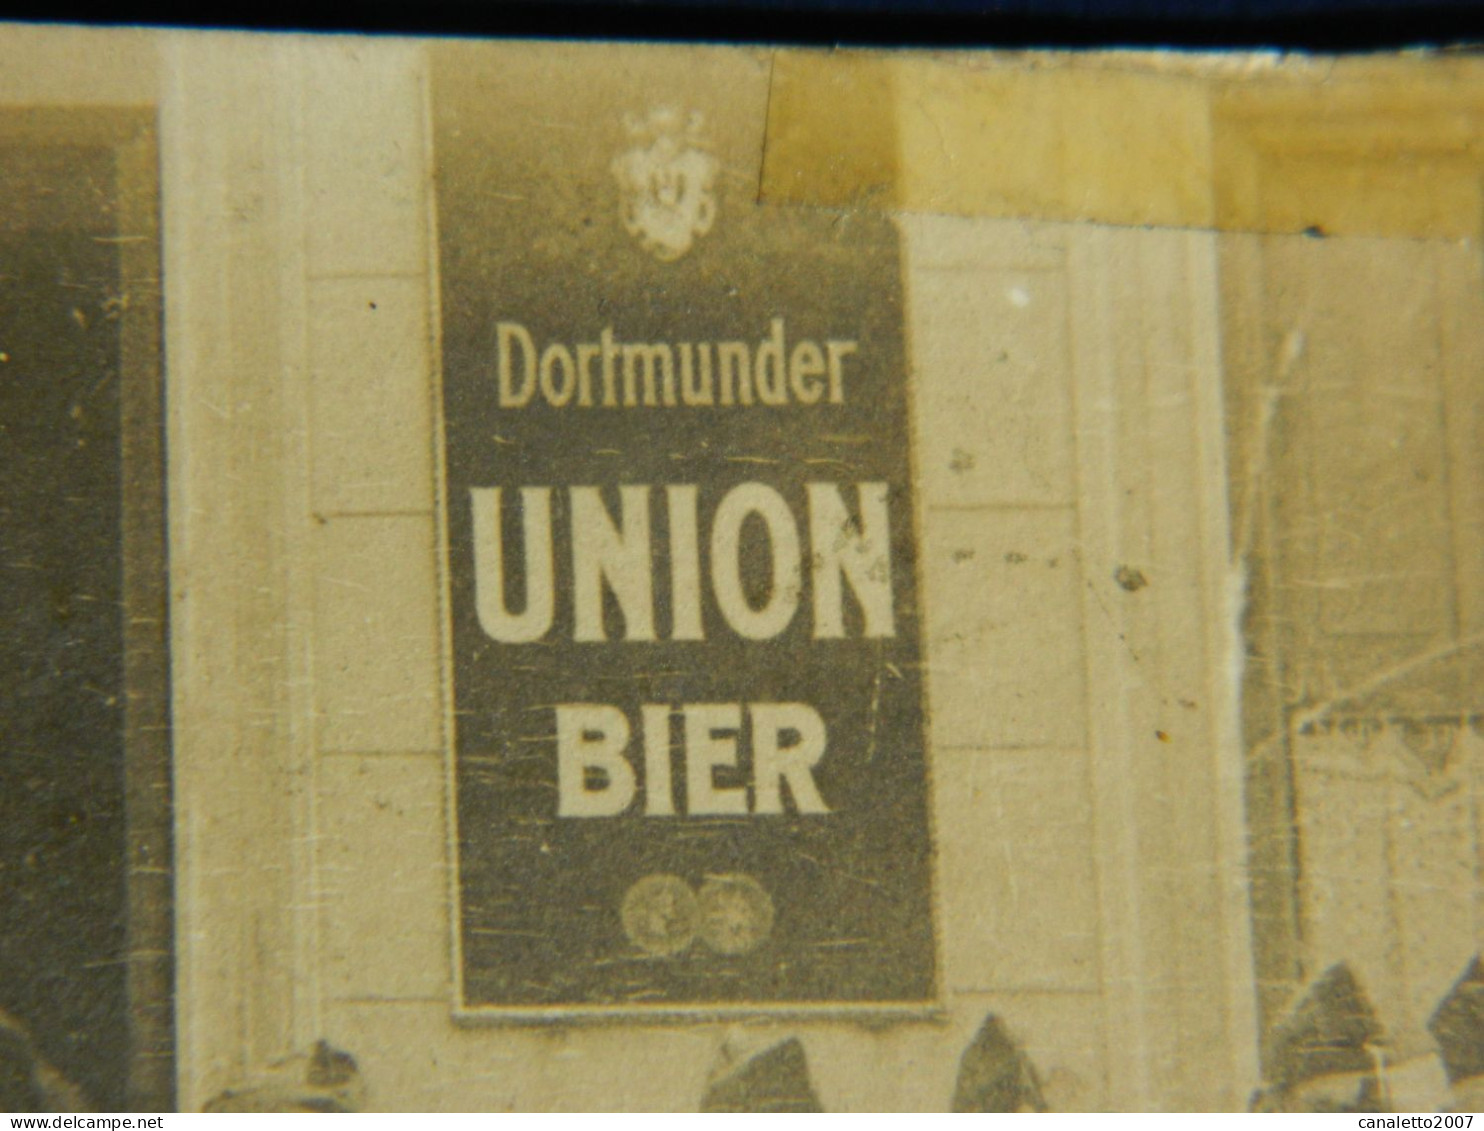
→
(701, 1037, 824, 1113)
(953, 1014, 1048, 1112)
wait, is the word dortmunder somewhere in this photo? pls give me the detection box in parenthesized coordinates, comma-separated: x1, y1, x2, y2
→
(494, 319, 863, 408)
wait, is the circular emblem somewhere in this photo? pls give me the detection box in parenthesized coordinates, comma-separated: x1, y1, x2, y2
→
(696, 873, 775, 956)
(620, 873, 700, 956)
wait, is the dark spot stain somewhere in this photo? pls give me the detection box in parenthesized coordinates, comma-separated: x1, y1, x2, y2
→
(368, 301, 378, 311)
(952, 548, 976, 563)
(1004, 551, 1027, 565)
(1114, 565, 1148, 592)
(1179, 698, 1198, 710)
(949, 448, 976, 474)
(1156, 730, 1170, 743)
(1302, 224, 1326, 239)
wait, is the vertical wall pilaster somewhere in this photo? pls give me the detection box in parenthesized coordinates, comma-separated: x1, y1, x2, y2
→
(1068, 225, 1258, 1111)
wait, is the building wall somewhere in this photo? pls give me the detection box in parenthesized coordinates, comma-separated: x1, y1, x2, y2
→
(8, 27, 1483, 1112)
(160, 38, 1257, 1111)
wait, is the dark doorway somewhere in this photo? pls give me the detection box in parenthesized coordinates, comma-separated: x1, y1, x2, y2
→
(0, 110, 170, 1112)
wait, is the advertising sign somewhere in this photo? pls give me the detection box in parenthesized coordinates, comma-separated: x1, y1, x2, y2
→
(434, 46, 936, 1015)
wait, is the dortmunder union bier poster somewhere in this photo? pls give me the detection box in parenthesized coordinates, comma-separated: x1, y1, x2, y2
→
(433, 45, 935, 1016)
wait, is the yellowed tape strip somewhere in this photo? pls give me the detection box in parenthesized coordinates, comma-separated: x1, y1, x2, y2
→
(762, 50, 1484, 240)
(762, 49, 901, 211)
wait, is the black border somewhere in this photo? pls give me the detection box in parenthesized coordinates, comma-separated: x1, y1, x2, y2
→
(0, 4, 1481, 48)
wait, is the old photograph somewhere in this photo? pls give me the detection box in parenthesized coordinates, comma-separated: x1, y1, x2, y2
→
(0, 25, 1480, 1112)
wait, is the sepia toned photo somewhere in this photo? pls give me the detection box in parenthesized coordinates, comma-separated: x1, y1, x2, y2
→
(0, 24, 1480, 1112)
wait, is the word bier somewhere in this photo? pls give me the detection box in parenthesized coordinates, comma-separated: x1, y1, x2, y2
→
(497, 319, 860, 408)
(556, 702, 830, 818)
(472, 482, 894, 642)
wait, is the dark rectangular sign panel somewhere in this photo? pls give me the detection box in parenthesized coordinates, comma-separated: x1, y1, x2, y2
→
(433, 43, 936, 1015)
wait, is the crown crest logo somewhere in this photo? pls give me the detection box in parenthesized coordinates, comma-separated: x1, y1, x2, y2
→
(611, 107, 720, 262)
